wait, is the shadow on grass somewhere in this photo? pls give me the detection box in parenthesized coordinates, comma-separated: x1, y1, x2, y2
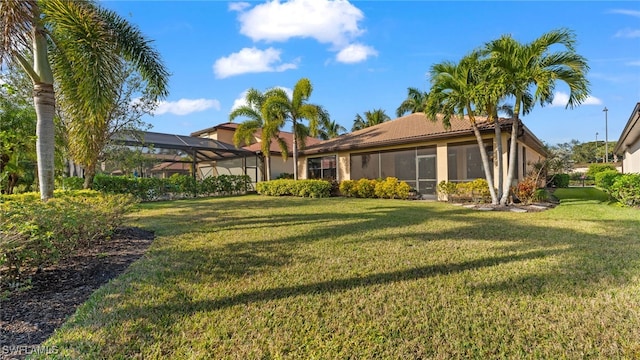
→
(50, 193, 640, 355)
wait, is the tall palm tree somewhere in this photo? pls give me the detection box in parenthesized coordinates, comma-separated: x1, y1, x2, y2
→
(485, 28, 590, 204)
(352, 108, 390, 131)
(396, 87, 429, 117)
(230, 88, 288, 181)
(261, 78, 328, 180)
(425, 51, 499, 204)
(0, 0, 168, 200)
(318, 119, 347, 140)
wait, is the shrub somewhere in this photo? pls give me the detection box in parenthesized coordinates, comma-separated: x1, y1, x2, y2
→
(355, 178, 377, 198)
(92, 174, 251, 201)
(58, 176, 85, 190)
(439, 179, 490, 203)
(609, 174, 640, 207)
(339, 180, 356, 197)
(514, 176, 538, 204)
(256, 179, 332, 198)
(547, 173, 570, 188)
(586, 163, 617, 178)
(594, 170, 621, 191)
(0, 191, 137, 280)
(437, 181, 458, 200)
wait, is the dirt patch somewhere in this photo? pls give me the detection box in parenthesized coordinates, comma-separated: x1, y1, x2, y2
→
(0, 227, 154, 359)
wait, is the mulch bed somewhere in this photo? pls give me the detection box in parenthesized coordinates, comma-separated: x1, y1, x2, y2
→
(0, 227, 154, 359)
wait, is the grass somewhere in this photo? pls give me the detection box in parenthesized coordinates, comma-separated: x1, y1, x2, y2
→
(40, 188, 640, 359)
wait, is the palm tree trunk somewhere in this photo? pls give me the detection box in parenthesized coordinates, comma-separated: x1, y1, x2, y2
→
(471, 122, 498, 204)
(265, 155, 271, 181)
(494, 120, 503, 200)
(500, 117, 519, 205)
(34, 82, 56, 200)
(292, 120, 299, 180)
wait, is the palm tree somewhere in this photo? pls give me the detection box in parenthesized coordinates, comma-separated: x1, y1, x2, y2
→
(352, 108, 390, 131)
(396, 87, 429, 117)
(261, 78, 328, 180)
(0, 0, 168, 200)
(318, 119, 346, 140)
(485, 28, 590, 204)
(425, 51, 499, 204)
(230, 88, 288, 181)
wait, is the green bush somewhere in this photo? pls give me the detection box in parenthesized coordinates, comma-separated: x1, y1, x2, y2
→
(586, 163, 617, 178)
(355, 178, 377, 198)
(609, 174, 640, 207)
(92, 174, 251, 201)
(594, 170, 621, 191)
(256, 179, 332, 198)
(438, 179, 491, 203)
(0, 191, 137, 280)
(339, 180, 356, 197)
(57, 176, 85, 190)
(547, 173, 570, 188)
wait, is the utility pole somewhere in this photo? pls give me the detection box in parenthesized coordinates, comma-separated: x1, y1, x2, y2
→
(603, 107, 608, 163)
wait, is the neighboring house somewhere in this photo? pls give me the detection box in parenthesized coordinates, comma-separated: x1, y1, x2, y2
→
(613, 102, 640, 173)
(298, 112, 547, 198)
(148, 162, 191, 178)
(191, 122, 321, 180)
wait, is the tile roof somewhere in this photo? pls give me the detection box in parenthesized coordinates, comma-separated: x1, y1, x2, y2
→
(242, 130, 322, 154)
(301, 112, 499, 154)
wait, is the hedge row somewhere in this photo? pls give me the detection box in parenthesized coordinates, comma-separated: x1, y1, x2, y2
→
(256, 179, 332, 198)
(437, 179, 491, 203)
(339, 178, 412, 199)
(0, 191, 137, 280)
(92, 174, 252, 201)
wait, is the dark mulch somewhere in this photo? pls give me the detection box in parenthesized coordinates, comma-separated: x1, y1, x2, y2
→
(0, 227, 154, 358)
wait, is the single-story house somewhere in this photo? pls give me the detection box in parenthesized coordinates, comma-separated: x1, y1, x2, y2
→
(613, 102, 640, 173)
(298, 112, 547, 198)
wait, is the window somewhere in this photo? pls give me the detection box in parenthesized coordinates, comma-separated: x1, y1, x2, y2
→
(307, 155, 337, 180)
(447, 142, 493, 182)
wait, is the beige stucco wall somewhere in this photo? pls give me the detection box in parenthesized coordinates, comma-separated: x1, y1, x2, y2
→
(623, 139, 640, 173)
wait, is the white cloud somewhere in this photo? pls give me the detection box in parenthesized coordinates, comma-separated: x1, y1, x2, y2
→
(336, 43, 378, 63)
(236, 0, 364, 48)
(627, 60, 640, 66)
(153, 98, 221, 116)
(228, 2, 250, 12)
(614, 28, 640, 38)
(550, 92, 602, 107)
(213, 47, 299, 78)
(609, 9, 640, 17)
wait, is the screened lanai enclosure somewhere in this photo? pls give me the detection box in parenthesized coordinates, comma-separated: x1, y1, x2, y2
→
(112, 131, 263, 185)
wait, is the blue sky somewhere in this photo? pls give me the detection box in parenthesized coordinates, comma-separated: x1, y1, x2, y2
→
(102, 1, 640, 146)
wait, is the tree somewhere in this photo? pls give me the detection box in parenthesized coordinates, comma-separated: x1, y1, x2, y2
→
(352, 108, 390, 131)
(318, 119, 346, 140)
(485, 28, 589, 204)
(0, 82, 36, 194)
(230, 88, 288, 181)
(426, 51, 499, 204)
(0, 0, 168, 200)
(261, 78, 328, 180)
(396, 87, 429, 117)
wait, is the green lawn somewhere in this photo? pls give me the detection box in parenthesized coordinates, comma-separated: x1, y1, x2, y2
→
(41, 188, 640, 359)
